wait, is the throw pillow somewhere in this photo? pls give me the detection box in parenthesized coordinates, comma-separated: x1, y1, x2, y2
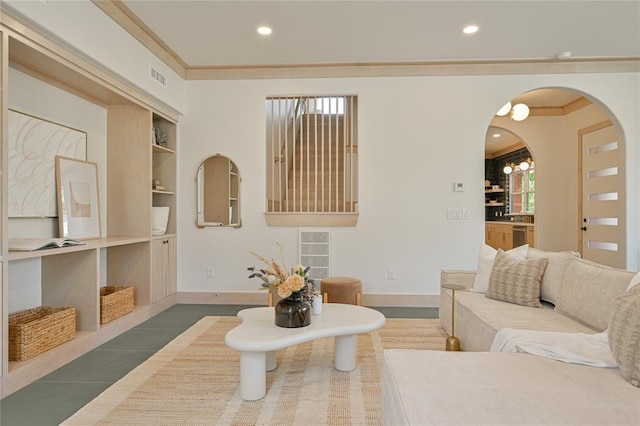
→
(627, 272, 640, 291)
(527, 248, 580, 304)
(485, 249, 547, 307)
(471, 243, 529, 293)
(608, 285, 640, 387)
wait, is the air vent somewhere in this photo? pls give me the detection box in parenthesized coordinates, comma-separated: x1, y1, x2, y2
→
(299, 229, 331, 287)
(150, 66, 166, 87)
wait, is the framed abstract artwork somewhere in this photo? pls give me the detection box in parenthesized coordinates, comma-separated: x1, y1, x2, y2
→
(8, 110, 87, 217)
(55, 156, 101, 239)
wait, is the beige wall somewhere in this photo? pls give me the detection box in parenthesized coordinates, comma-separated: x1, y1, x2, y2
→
(492, 102, 610, 252)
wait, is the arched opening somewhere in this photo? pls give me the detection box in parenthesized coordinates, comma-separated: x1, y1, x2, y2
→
(484, 88, 626, 268)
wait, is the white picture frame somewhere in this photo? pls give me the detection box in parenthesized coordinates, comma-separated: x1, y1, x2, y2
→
(55, 156, 101, 239)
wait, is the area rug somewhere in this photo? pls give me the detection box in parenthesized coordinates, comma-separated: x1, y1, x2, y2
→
(62, 315, 446, 425)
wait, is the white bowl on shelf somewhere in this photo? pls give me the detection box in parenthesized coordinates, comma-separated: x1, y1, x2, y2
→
(152, 206, 170, 235)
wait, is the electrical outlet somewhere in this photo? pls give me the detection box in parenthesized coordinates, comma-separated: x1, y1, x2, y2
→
(207, 267, 215, 278)
(388, 268, 397, 280)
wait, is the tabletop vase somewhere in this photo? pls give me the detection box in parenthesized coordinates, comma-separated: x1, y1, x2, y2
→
(275, 291, 311, 328)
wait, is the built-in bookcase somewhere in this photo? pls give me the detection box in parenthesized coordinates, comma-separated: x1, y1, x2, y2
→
(0, 12, 179, 398)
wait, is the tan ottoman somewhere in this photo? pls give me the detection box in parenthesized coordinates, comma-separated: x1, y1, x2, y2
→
(321, 277, 362, 305)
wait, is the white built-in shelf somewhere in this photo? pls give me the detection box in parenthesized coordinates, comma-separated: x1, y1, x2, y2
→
(7, 237, 150, 261)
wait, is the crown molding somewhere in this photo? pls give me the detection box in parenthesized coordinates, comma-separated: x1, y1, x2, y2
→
(93, 0, 639, 81)
(185, 58, 640, 80)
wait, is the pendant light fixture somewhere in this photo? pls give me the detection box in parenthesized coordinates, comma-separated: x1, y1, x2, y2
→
(495, 101, 530, 121)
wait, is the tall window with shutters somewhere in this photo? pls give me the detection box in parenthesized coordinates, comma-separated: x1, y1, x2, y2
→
(265, 95, 358, 226)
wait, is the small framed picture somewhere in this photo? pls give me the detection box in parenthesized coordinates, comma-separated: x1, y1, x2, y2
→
(55, 156, 101, 239)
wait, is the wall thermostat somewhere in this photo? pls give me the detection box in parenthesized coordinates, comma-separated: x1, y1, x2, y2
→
(453, 182, 464, 192)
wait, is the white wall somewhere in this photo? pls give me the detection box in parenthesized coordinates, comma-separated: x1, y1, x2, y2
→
(3, 0, 186, 114)
(178, 74, 640, 302)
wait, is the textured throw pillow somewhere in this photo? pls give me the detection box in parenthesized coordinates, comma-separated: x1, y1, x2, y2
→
(527, 248, 580, 304)
(608, 285, 640, 387)
(485, 249, 547, 307)
(471, 243, 529, 293)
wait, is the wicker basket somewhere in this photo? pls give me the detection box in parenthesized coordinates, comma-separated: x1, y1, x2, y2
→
(100, 286, 134, 324)
(9, 306, 76, 361)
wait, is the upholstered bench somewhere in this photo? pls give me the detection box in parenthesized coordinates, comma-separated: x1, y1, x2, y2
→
(321, 276, 362, 305)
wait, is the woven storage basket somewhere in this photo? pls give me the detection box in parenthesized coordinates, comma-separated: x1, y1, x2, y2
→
(9, 306, 76, 361)
(100, 286, 134, 324)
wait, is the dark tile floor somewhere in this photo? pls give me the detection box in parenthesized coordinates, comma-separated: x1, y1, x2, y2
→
(0, 304, 437, 426)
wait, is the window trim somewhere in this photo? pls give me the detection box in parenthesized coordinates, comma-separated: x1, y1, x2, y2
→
(509, 167, 535, 214)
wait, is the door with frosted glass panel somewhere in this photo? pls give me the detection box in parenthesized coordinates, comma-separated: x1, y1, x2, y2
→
(579, 121, 625, 268)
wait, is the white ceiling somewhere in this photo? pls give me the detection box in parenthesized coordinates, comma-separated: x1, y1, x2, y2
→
(117, 1, 637, 155)
(121, 0, 640, 68)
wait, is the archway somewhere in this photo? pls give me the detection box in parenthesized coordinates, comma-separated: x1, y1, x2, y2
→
(484, 88, 626, 268)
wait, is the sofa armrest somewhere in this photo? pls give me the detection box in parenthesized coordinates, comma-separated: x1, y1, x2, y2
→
(440, 270, 476, 290)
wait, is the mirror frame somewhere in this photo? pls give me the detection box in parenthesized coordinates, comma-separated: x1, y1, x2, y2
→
(196, 154, 242, 228)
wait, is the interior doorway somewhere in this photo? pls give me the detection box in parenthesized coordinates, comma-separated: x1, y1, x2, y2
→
(485, 88, 626, 266)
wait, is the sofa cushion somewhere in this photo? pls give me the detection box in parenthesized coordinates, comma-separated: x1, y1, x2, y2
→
(555, 258, 635, 331)
(486, 250, 547, 308)
(471, 243, 528, 293)
(527, 248, 580, 304)
(382, 350, 640, 425)
(440, 289, 598, 352)
(608, 285, 640, 386)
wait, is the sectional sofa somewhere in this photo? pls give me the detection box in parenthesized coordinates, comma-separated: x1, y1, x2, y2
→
(382, 246, 640, 425)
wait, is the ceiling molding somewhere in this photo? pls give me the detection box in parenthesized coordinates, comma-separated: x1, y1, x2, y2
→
(93, 1, 639, 81)
(486, 143, 525, 159)
(563, 96, 593, 115)
(185, 58, 640, 80)
(529, 96, 592, 117)
(91, 0, 187, 78)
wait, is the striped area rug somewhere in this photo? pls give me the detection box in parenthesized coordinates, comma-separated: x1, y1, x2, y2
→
(62, 315, 446, 425)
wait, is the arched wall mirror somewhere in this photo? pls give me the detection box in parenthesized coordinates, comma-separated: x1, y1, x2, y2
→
(196, 154, 241, 228)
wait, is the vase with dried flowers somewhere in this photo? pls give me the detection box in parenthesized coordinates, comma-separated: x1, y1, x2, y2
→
(248, 243, 316, 328)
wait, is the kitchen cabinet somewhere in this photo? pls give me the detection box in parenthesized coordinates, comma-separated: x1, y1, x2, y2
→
(486, 223, 535, 250)
(485, 223, 512, 250)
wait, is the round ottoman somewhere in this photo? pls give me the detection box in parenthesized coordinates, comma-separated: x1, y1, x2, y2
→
(321, 277, 362, 305)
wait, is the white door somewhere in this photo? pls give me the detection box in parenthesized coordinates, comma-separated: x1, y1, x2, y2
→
(579, 121, 625, 268)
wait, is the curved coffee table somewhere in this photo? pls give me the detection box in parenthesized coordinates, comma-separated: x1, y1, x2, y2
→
(225, 303, 386, 400)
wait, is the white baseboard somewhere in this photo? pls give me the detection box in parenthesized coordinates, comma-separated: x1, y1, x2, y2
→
(177, 291, 439, 308)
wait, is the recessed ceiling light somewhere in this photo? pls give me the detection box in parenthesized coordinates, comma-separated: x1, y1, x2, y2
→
(257, 26, 272, 35)
(463, 25, 478, 34)
(492, 133, 501, 138)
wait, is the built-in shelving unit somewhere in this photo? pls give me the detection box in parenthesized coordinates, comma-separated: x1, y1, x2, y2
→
(0, 10, 179, 397)
(484, 187, 505, 207)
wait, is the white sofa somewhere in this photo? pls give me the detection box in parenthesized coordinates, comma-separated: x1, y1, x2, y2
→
(382, 248, 640, 425)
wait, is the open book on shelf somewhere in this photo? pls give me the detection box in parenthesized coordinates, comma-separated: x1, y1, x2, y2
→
(9, 238, 86, 251)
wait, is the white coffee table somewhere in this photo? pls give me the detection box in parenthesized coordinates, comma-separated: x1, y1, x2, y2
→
(224, 303, 386, 400)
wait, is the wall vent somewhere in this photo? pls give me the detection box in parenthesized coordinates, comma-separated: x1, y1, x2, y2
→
(299, 229, 331, 288)
(150, 66, 167, 87)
